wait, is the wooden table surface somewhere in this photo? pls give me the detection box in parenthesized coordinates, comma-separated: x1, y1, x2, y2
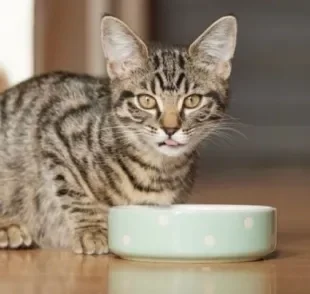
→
(0, 168, 309, 294)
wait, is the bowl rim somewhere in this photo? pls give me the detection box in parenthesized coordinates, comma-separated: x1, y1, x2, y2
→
(109, 204, 276, 213)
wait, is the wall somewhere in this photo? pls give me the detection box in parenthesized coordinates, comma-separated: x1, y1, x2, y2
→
(0, 0, 34, 87)
(34, 0, 151, 77)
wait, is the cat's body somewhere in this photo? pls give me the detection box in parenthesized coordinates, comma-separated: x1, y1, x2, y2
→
(0, 71, 194, 249)
(0, 15, 237, 254)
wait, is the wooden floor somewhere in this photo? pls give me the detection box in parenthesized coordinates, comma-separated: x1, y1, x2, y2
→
(0, 168, 309, 294)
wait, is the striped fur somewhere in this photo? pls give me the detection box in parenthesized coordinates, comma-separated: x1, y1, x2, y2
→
(0, 15, 237, 254)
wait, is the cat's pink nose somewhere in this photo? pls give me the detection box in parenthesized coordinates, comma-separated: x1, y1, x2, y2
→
(163, 127, 178, 136)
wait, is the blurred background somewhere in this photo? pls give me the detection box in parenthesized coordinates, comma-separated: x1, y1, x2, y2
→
(0, 0, 309, 220)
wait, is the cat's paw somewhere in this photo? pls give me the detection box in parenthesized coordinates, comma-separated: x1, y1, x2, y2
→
(0, 224, 32, 249)
(72, 228, 108, 255)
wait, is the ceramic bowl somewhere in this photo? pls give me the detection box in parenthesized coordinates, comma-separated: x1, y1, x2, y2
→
(108, 204, 277, 263)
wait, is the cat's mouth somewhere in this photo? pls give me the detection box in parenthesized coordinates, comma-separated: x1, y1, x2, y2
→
(158, 139, 185, 147)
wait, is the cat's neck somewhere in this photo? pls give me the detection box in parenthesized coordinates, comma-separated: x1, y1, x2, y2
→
(125, 142, 196, 171)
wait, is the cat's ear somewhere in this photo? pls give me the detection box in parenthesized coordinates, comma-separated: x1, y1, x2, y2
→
(188, 15, 237, 79)
(101, 15, 148, 80)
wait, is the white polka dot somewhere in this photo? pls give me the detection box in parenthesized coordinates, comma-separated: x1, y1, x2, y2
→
(158, 215, 169, 226)
(122, 235, 131, 246)
(244, 217, 254, 229)
(204, 235, 216, 247)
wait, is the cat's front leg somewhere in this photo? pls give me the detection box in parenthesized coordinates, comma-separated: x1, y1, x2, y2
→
(0, 220, 32, 249)
(53, 176, 109, 254)
(72, 225, 108, 255)
(60, 197, 109, 254)
(59, 191, 109, 255)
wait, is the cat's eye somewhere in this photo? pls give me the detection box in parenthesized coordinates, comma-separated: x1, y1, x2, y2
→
(183, 95, 202, 109)
(137, 95, 157, 109)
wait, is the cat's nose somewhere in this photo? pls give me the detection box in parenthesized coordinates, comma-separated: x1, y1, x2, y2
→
(163, 127, 178, 136)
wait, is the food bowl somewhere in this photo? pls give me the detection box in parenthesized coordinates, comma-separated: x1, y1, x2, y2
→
(108, 205, 277, 263)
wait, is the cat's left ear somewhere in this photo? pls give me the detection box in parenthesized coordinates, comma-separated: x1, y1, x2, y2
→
(101, 15, 148, 80)
(188, 15, 237, 79)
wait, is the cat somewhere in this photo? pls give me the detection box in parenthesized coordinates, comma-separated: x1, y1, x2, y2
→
(0, 14, 237, 254)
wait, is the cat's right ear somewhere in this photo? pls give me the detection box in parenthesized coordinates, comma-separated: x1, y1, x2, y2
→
(188, 15, 237, 80)
(100, 15, 148, 80)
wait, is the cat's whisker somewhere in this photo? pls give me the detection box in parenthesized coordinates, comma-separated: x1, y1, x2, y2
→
(216, 126, 248, 140)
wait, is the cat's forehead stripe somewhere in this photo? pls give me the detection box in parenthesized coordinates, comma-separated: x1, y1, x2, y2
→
(147, 49, 191, 93)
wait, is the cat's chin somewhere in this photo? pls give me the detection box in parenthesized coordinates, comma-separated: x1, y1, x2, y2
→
(155, 144, 188, 157)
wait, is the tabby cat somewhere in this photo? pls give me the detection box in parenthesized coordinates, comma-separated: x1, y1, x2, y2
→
(0, 15, 237, 254)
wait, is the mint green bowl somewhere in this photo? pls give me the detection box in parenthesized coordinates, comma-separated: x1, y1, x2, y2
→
(108, 205, 277, 263)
